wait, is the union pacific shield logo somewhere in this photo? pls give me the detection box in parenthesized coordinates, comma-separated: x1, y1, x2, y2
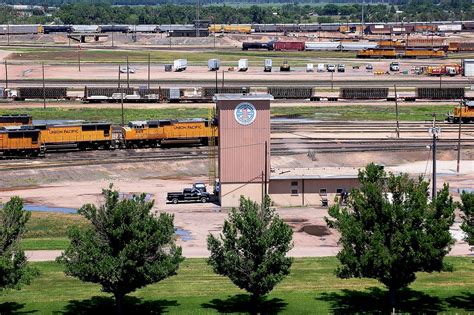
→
(234, 102, 256, 126)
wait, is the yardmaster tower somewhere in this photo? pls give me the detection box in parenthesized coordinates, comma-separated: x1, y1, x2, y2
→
(214, 94, 273, 207)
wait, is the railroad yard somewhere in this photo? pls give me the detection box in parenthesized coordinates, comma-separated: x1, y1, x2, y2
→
(0, 28, 473, 259)
(1, 7, 474, 312)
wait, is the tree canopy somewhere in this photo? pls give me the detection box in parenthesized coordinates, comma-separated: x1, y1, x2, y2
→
(57, 186, 183, 314)
(326, 164, 455, 307)
(0, 197, 36, 290)
(207, 196, 293, 300)
(460, 191, 474, 248)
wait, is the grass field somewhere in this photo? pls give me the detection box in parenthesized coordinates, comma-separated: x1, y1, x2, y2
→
(0, 257, 473, 313)
(5, 48, 356, 66)
(19, 212, 87, 250)
(0, 105, 454, 123)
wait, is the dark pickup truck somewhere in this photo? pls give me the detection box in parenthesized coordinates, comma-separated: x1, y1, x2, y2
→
(167, 188, 211, 204)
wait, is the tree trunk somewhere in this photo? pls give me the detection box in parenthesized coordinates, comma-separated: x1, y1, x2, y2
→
(388, 287, 396, 311)
(114, 292, 124, 315)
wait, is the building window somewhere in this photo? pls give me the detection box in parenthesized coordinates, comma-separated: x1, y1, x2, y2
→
(336, 188, 344, 194)
(320, 188, 327, 194)
(291, 189, 298, 196)
(291, 181, 298, 186)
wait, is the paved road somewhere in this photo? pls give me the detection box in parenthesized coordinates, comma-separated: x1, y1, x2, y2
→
(25, 243, 472, 262)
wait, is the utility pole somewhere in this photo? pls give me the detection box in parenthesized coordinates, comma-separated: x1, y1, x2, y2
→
(121, 91, 124, 126)
(331, 71, 334, 91)
(42, 62, 46, 109)
(4, 60, 8, 89)
(7, 24, 10, 46)
(394, 84, 400, 138)
(264, 141, 268, 197)
(361, 0, 365, 39)
(439, 74, 442, 89)
(112, 29, 114, 47)
(126, 55, 130, 89)
(118, 65, 121, 88)
(147, 53, 151, 89)
(78, 50, 81, 72)
(222, 70, 225, 89)
(429, 113, 441, 200)
(215, 70, 218, 94)
(196, 0, 200, 38)
(457, 100, 463, 173)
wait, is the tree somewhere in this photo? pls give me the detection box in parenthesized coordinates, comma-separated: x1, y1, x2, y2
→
(326, 164, 455, 308)
(57, 186, 183, 314)
(207, 196, 293, 301)
(460, 191, 474, 248)
(0, 197, 36, 290)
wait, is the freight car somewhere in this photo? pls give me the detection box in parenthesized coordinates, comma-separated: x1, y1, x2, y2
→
(43, 25, 72, 34)
(274, 41, 305, 51)
(34, 123, 114, 150)
(0, 127, 43, 157)
(122, 119, 217, 148)
(0, 114, 32, 127)
(242, 41, 274, 51)
(98, 25, 130, 33)
(0, 24, 43, 34)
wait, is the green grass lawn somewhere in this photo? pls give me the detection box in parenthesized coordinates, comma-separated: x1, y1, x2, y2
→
(0, 105, 454, 123)
(5, 48, 355, 66)
(0, 257, 473, 314)
(19, 212, 87, 250)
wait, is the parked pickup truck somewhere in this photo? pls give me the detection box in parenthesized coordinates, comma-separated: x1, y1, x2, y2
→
(167, 188, 211, 204)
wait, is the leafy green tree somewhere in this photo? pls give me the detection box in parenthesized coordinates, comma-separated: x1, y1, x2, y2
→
(326, 164, 455, 308)
(460, 191, 474, 248)
(207, 196, 293, 301)
(0, 197, 36, 290)
(58, 186, 183, 314)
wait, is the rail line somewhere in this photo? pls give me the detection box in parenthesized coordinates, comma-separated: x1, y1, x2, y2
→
(1, 138, 473, 170)
(1, 78, 470, 89)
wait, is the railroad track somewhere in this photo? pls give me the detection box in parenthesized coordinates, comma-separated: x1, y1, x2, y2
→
(1, 78, 471, 88)
(1, 138, 473, 170)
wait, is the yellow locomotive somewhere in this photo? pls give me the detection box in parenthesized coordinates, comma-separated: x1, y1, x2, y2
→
(0, 127, 43, 157)
(0, 114, 32, 127)
(122, 119, 217, 148)
(447, 101, 474, 123)
(35, 122, 114, 150)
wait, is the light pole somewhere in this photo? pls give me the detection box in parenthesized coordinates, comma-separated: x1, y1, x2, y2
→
(457, 99, 463, 173)
(428, 114, 441, 200)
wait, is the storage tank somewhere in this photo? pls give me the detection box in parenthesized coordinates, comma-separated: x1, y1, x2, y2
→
(208, 59, 220, 71)
(173, 59, 187, 72)
(274, 41, 305, 51)
(304, 42, 340, 51)
(238, 59, 248, 72)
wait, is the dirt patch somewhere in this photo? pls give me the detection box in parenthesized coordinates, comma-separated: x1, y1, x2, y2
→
(299, 224, 331, 237)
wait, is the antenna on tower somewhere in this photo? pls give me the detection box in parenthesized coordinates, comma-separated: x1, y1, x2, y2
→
(196, 0, 200, 38)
